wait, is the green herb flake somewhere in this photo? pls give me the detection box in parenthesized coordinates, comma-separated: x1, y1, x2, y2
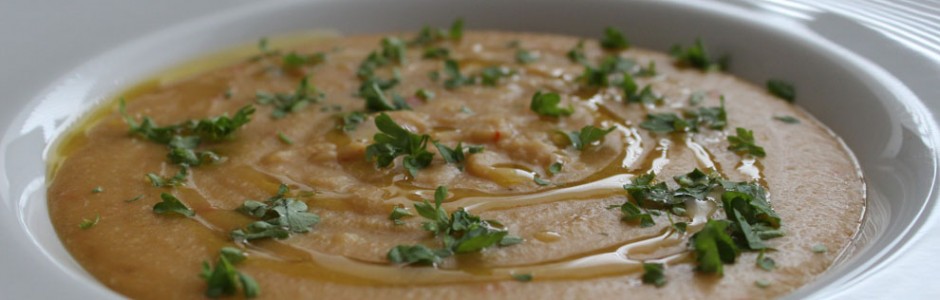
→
(125, 194, 145, 203)
(201, 248, 259, 298)
(773, 115, 800, 124)
(641, 263, 667, 287)
(811, 244, 828, 253)
(689, 91, 706, 105)
(231, 184, 320, 241)
(255, 76, 323, 118)
(434, 141, 475, 169)
(640, 113, 691, 133)
(600, 26, 630, 50)
(620, 201, 655, 227)
(511, 273, 533, 282)
(91, 186, 103, 194)
(727, 127, 766, 157)
(766, 79, 795, 102)
(79, 213, 100, 229)
(515, 49, 538, 64)
(390, 206, 413, 225)
(365, 113, 434, 177)
(282, 51, 326, 69)
(147, 167, 189, 188)
(564, 125, 616, 150)
(534, 177, 551, 186)
(566, 40, 587, 64)
(387, 185, 520, 265)
(275, 132, 294, 145)
(636, 61, 657, 77)
(449, 18, 464, 41)
(479, 66, 513, 86)
(548, 162, 563, 176)
(530, 91, 574, 117)
(339, 111, 367, 132)
(670, 39, 722, 71)
(672, 222, 688, 233)
(415, 89, 435, 101)
(422, 47, 450, 59)
(691, 220, 740, 275)
(756, 251, 776, 271)
(153, 193, 195, 217)
(443, 59, 473, 89)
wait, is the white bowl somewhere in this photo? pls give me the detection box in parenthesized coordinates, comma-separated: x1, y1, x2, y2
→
(1, 0, 936, 298)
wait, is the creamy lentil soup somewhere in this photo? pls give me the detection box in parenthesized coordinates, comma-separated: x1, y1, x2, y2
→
(48, 22, 864, 299)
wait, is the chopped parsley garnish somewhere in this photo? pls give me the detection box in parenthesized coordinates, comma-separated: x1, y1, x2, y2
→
(685, 97, 727, 130)
(548, 162, 563, 176)
(201, 247, 259, 298)
(721, 189, 783, 250)
(566, 40, 588, 64)
(409, 18, 464, 46)
(282, 51, 326, 69)
(673, 168, 721, 201)
(415, 89, 435, 101)
(277, 132, 293, 145)
(147, 167, 189, 187)
(479, 66, 514, 86)
(387, 186, 521, 265)
(600, 26, 630, 50)
(79, 213, 100, 229)
(121, 100, 254, 144)
(381, 37, 408, 64)
(125, 194, 144, 203)
(389, 206, 413, 225)
(232, 184, 320, 241)
(636, 61, 657, 77)
(811, 244, 828, 253)
(433, 141, 478, 169)
(756, 251, 776, 271)
(773, 115, 800, 124)
(153, 193, 195, 217)
(338, 111, 367, 132)
(626, 85, 661, 105)
(670, 39, 723, 71)
(512, 273, 533, 282)
(766, 79, 795, 102)
(91, 186, 103, 193)
(691, 219, 740, 275)
(581, 56, 636, 87)
(689, 91, 706, 106)
(365, 113, 434, 177)
(256, 76, 323, 118)
(640, 113, 690, 133)
(362, 82, 410, 112)
(727, 127, 766, 157)
(530, 91, 574, 117)
(443, 59, 473, 89)
(623, 172, 680, 207)
(641, 263, 666, 287)
(422, 47, 450, 59)
(620, 201, 655, 227)
(533, 176, 551, 186)
(515, 49, 538, 64)
(563, 125, 616, 150)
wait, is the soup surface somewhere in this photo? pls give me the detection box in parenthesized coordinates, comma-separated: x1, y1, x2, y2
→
(48, 27, 865, 299)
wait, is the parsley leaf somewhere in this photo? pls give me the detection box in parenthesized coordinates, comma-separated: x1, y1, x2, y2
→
(515, 49, 538, 64)
(670, 39, 723, 71)
(600, 26, 630, 50)
(282, 51, 326, 69)
(641, 263, 667, 287)
(255, 76, 323, 118)
(640, 113, 691, 133)
(422, 47, 450, 59)
(566, 40, 588, 64)
(434, 141, 476, 169)
(443, 59, 473, 89)
(691, 219, 740, 275)
(389, 206, 413, 225)
(147, 167, 189, 187)
(232, 184, 320, 241)
(388, 186, 521, 265)
(362, 82, 410, 112)
(415, 88, 435, 101)
(564, 125, 615, 150)
(530, 91, 574, 117)
(120, 100, 254, 143)
(626, 85, 661, 105)
(773, 115, 800, 124)
(512, 273, 533, 282)
(623, 172, 680, 207)
(479, 66, 514, 86)
(365, 113, 434, 177)
(620, 201, 655, 227)
(548, 162, 563, 175)
(685, 97, 727, 130)
(672, 168, 720, 201)
(79, 213, 100, 229)
(380, 37, 407, 64)
(766, 79, 795, 102)
(727, 127, 766, 157)
(636, 61, 657, 77)
(201, 248, 259, 298)
(756, 251, 776, 271)
(153, 193, 195, 217)
(277, 132, 293, 145)
(339, 111, 367, 132)
(409, 18, 464, 46)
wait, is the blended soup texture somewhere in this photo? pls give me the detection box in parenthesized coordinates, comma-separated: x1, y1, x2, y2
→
(48, 27, 865, 299)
